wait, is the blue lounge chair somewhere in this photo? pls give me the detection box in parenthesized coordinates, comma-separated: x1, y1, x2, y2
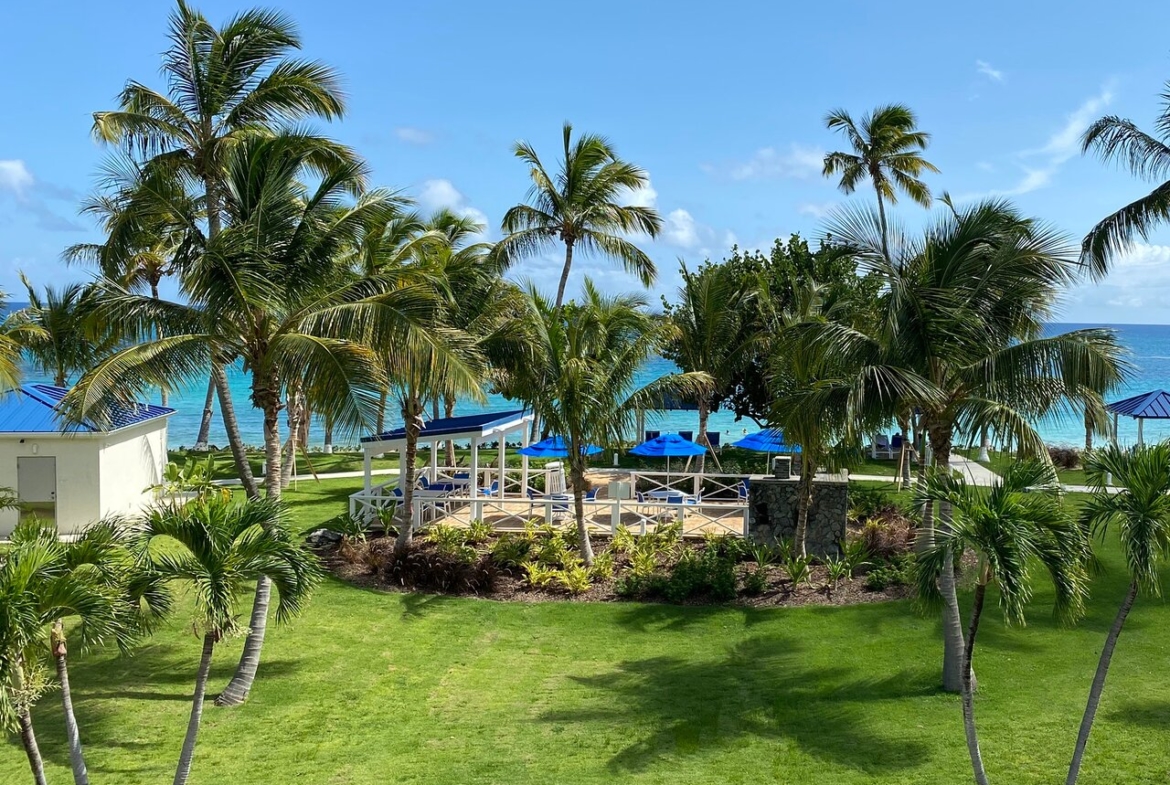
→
(679, 431, 694, 441)
(706, 432, 721, 449)
(478, 480, 500, 497)
(644, 430, 661, 441)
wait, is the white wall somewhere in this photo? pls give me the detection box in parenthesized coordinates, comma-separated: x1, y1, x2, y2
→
(0, 436, 102, 537)
(98, 420, 168, 522)
(0, 419, 169, 538)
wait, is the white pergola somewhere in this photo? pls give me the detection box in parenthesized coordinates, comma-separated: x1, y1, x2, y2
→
(360, 409, 535, 499)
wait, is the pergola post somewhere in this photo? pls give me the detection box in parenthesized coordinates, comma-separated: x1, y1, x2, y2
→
(498, 435, 506, 499)
(363, 447, 373, 493)
(521, 422, 531, 496)
(470, 437, 480, 523)
(430, 439, 439, 480)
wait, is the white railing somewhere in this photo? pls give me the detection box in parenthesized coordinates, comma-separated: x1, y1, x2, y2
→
(628, 470, 749, 502)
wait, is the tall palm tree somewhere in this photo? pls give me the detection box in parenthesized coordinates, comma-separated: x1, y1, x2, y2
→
(12, 276, 112, 388)
(131, 497, 319, 785)
(515, 282, 709, 565)
(664, 261, 751, 471)
(1080, 82, 1170, 276)
(62, 133, 443, 707)
(498, 122, 662, 307)
(917, 463, 1087, 785)
(1067, 443, 1170, 784)
(823, 104, 939, 258)
(92, 0, 349, 473)
(821, 199, 1127, 692)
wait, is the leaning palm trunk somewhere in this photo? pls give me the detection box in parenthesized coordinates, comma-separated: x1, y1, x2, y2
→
(795, 470, 813, 558)
(395, 400, 423, 554)
(570, 462, 595, 566)
(212, 364, 259, 500)
(280, 384, 304, 490)
(1066, 580, 1139, 785)
(174, 632, 216, 785)
(963, 581, 990, 785)
(444, 394, 457, 466)
(898, 417, 912, 490)
(12, 659, 48, 785)
(696, 400, 721, 473)
(554, 239, 575, 309)
(932, 433, 969, 694)
(53, 622, 89, 785)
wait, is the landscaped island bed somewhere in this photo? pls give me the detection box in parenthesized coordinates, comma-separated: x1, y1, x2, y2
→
(1, 479, 1166, 785)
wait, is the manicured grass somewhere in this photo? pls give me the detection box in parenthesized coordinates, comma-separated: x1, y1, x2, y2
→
(3, 481, 1169, 784)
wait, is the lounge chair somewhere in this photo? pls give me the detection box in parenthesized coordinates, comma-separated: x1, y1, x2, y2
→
(871, 434, 894, 459)
(644, 430, 661, 441)
(678, 430, 694, 442)
(737, 479, 749, 501)
(706, 432, 721, 449)
(478, 480, 500, 497)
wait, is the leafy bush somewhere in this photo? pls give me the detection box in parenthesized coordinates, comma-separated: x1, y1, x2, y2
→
(557, 562, 592, 595)
(424, 523, 467, 555)
(839, 537, 872, 579)
(1048, 445, 1081, 470)
(588, 550, 615, 582)
(522, 562, 559, 589)
(856, 518, 915, 561)
(489, 534, 532, 571)
(611, 524, 636, 554)
(848, 486, 899, 521)
(745, 541, 778, 567)
(383, 543, 496, 593)
(466, 519, 495, 544)
(864, 553, 916, 591)
(703, 531, 745, 560)
(664, 548, 737, 602)
(824, 556, 850, 589)
(536, 533, 572, 567)
(741, 565, 768, 595)
(322, 513, 370, 544)
(783, 552, 813, 588)
(628, 545, 660, 579)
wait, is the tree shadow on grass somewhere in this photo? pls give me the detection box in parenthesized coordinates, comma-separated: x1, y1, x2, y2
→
(538, 633, 937, 776)
(1107, 699, 1170, 729)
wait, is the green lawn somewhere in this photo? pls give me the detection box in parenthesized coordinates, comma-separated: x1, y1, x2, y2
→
(3, 479, 1168, 784)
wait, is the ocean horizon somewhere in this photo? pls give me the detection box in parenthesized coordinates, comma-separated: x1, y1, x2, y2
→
(16, 321, 1170, 451)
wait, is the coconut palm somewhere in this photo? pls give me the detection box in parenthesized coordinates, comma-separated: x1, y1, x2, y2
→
(917, 462, 1087, 785)
(820, 199, 1127, 692)
(1080, 82, 1170, 276)
(12, 276, 112, 388)
(516, 281, 709, 565)
(92, 0, 350, 467)
(663, 261, 751, 471)
(131, 497, 319, 785)
(498, 122, 662, 307)
(823, 104, 939, 258)
(1066, 443, 1170, 784)
(62, 133, 444, 707)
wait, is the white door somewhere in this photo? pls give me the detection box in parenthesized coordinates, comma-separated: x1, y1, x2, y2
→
(18, 456, 57, 503)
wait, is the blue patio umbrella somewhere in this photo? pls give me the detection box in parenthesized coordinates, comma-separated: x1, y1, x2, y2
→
(518, 435, 603, 458)
(731, 429, 801, 470)
(629, 433, 707, 484)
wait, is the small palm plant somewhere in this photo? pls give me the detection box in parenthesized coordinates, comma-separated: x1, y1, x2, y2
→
(132, 497, 320, 785)
(916, 461, 1088, 785)
(1066, 443, 1170, 785)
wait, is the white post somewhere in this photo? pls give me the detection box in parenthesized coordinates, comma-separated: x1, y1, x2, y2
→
(470, 437, 480, 523)
(521, 421, 531, 496)
(430, 440, 438, 480)
(611, 498, 620, 534)
(1138, 417, 1145, 447)
(363, 447, 373, 493)
(498, 436, 507, 499)
(636, 408, 645, 443)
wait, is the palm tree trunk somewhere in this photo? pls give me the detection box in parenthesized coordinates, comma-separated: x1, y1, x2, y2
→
(963, 582, 990, 785)
(931, 430, 969, 694)
(875, 189, 890, 261)
(444, 394, 456, 467)
(174, 632, 216, 785)
(395, 399, 422, 554)
(795, 469, 813, 558)
(1084, 407, 1093, 455)
(194, 374, 216, 451)
(216, 379, 280, 708)
(571, 461, 594, 566)
(12, 659, 48, 785)
(53, 622, 89, 785)
(696, 400, 721, 473)
(212, 364, 258, 501)
(898, 416, 912, 490)
(280, 384, 303, 490)
(1066, 580, 1139, 785)
(323, 413, 334, 455)
(554, 239, 575, 309)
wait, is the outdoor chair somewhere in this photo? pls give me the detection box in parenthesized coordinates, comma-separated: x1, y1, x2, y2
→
(678, 430, 694, 441)
(706, 432, 721, 449)
(644, 430, 661, 441)
(871, 434, 894, 459)
(478, 480, 500, 497)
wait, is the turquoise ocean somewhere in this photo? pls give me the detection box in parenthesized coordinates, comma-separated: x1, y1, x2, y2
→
(21, 323, 1170, 450)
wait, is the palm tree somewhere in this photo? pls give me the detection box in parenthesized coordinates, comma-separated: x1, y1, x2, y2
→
(515, 281, 709, 565)
(664, 261, 751, 471)
(131, 497, 319, 785)
(917, 462, 1087, 785)
(821, 199, 1127, 692)
(1067, 443, 1170, 784)
(92, 0, 349, 473)
(1080, 82, 1170, 276)
(12, 276, 112, 388)
(823, 104, 939, 258)
(62, 133, 444, 707)
(498, 122, 662, 307)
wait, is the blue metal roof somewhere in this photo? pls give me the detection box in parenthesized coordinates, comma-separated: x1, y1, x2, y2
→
(361, 409, 529, 444)
(0, 384, 174, 434)
(1106, 389, 1170, 419)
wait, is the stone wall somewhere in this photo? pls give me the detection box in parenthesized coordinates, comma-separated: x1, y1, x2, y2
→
(746, 474, 848, 557)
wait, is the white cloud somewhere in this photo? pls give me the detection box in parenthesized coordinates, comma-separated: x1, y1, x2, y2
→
(416, 178, 490, 235)
(708, 143, 824, 181)
(976, 60, 1004, 82)
(395, 127, 434, 145)
(623, 181, 658, 208)
(0, 160, 33, 195)
(1062, 243, 1170, 319)
(663, 209, 701, 249)
(976, 161, 995, 172)
(798, 202, 837, 220)
(1032, 87, 1114, 163)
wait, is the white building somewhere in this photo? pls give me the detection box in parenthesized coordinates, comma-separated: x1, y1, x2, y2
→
(0, 384, 174, 537)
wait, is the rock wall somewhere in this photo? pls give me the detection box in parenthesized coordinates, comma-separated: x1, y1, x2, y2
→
(746, 474, 848, 557)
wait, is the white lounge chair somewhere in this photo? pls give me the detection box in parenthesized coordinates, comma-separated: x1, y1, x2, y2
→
(871, 434, 894, 459)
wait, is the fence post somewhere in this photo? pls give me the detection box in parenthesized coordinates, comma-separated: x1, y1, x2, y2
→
(611, 499, 620, 534)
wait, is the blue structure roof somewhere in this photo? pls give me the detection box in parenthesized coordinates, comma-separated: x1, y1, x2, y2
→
(361, 409, 530, 445)
(1106, 389, 1170, 419)
(0, 384, 174, 434)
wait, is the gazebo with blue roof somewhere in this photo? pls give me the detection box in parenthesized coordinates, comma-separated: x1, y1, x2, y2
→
(0, 384, 175, 537)
(1106, 389, 1170, 446)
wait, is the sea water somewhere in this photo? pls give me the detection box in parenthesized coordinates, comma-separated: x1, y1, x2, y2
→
(24, 323, 1170, 450)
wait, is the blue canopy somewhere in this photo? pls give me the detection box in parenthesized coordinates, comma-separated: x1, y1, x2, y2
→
(517, 435, 603, 458)
(630, 433, 707, 457)
(1107, 389, 1170, 419)
(731, 429, 801, 453)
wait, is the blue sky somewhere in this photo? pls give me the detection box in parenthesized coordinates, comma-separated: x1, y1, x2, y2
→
(4, 0, 1170, 322)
